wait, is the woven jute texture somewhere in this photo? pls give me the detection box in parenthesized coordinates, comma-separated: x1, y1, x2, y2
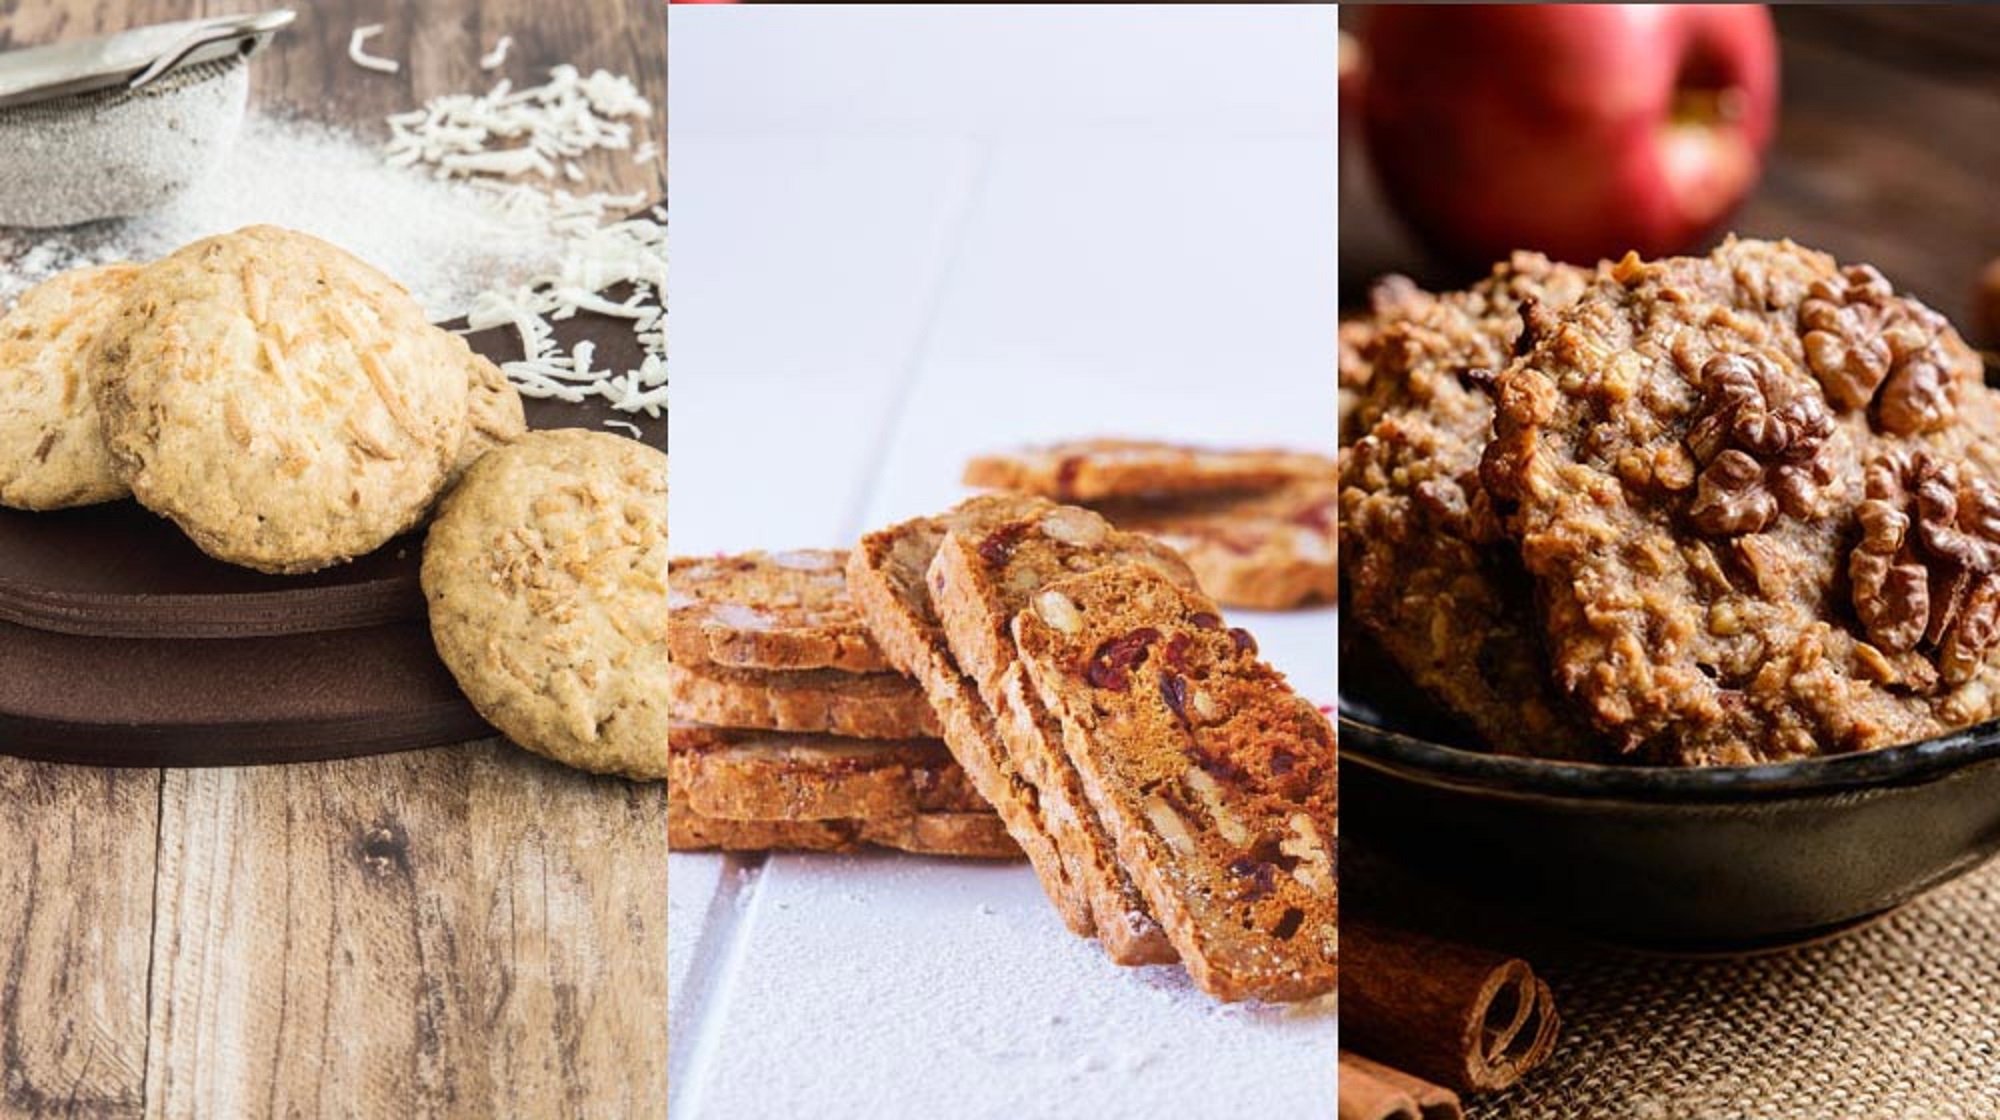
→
(1469, 857, 2000, 1120)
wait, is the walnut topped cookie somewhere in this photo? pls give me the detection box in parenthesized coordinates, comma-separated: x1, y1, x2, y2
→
(0, 263, 142, 510)
(424, 428, 667, 779)
(965, 438, 1337, 502)
(1339, 252, 1600, 758)
(1481, 237, 1996, 765)
(669, 548, 889, 672)
(94, 226, 470, 573)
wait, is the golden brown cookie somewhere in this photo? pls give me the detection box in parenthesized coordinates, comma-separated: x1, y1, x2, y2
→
(1096, 477, 1337, 611)
(669, 549, 890, 672)
(665, 662, 940, 740)
(0, 263, 142, 510)
(1013, 564, 1337, 1003)
(95, 226, 470, 573)
(964, 438, 1337, 502)
(668, 800, 1021, 860)
(424, 428, 667, 778)
(668, 721, 986, 821)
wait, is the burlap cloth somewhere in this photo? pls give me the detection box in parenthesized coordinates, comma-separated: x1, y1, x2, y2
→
(1460, 856, 2000, 1120)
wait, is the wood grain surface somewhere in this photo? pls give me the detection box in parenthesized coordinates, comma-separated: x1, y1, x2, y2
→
(0, 2, 666, 1116)
(1340, 6, 2000, 336)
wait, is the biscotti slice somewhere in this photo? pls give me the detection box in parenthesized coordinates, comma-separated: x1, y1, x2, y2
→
(1093, 477, 1337, 610)
(669, 549, 890, 672)
(668, 721, 986, 821)
(844, 495, 1097, 937)
(964, 439, 1337, 502)
(1013, 564, 1336, 1002)
(669, 801, 1022, 860)
(929, 503, 1198, 965)
(665, 662, 940, 740)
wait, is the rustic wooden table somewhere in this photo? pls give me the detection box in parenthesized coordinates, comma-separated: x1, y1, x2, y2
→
(1340, 6, 2000, 337)
(0, 3, 667, 1117)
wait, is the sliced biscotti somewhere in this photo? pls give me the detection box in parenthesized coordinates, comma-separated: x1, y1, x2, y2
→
(669, 801, 1021, 860)
(665, 662, 940, 740)
(669, 549, 890, 672)
(1014, 564, 1336, 1002)
(1093, 477, 1337, 611)
(964, 439, 1337, 502)
(845, 494, 1099, 938)
(668, 721, 986, 821)
(929, 503, 1198, 966)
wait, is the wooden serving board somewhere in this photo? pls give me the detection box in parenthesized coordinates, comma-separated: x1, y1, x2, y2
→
(0, 245, 665, 765)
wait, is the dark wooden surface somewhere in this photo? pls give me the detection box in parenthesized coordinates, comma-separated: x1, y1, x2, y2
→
(0, 2, 667, 1116)
(1340, 6, 2000, 339)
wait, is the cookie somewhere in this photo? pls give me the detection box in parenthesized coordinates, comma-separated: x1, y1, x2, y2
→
(668, 800, 1022, 860)
(668, 721, 986, 821)
(846, 494, 1100, 938)
(1013, 563, 1337, 1003)
(95, 225, 469, 573)
(1482, 237, 2000, 764)
(424, 428, 668, 778)
(1339, 253, 1601, 758)
(964, 439, 1337, 502)
(454, 348, 526, 481)
(0, 263, 142, 510)
(929, 502, 1199, 966)
(669, 549, 890, 672)
(665, 662, 940, 740)
(1096, 477, 1338, 610)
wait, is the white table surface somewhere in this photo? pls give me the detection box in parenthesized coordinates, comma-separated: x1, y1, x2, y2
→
(669, 8, 1338, 1116)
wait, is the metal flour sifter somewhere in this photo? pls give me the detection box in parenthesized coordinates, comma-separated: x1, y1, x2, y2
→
(0, 10, 294, 228)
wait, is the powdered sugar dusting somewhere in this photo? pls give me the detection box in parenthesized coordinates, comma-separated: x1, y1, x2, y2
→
(674, 853, 1334, 1117)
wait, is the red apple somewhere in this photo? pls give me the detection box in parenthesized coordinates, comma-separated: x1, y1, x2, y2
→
(1358, 4, 1779, 267)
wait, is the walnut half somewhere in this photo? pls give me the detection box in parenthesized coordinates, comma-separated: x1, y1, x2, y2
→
(1801, 264, 1959, 435)
(1683, 353, 1838, 536)
(1851, 452, 2000, 684)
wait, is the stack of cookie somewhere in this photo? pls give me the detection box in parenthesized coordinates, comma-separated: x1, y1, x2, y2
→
(963, 439, 1337, 610)
(665, 549, 1020, 858)
(848, 496, 1336, 1002)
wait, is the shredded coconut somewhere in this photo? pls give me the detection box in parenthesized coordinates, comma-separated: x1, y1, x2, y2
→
(347, 25, 400, 75)
(479, 35, 514, 72)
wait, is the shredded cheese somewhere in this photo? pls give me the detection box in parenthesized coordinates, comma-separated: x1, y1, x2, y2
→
(347, 25, 401, 75)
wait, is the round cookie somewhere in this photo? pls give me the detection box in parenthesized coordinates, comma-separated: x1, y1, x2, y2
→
(94, 225, 470, 573)
(0, 263, 143, 510)
(453, 347, 526, 482)
(423, 428, 668, 779)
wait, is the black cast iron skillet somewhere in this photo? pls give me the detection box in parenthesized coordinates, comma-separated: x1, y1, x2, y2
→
(1339, 630, 2000, 950)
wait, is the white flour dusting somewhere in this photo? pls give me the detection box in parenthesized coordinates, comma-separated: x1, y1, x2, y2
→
(0, 112, 562, 318)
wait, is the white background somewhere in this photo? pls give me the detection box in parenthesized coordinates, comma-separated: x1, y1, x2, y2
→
(669, 6, 1337, 1117)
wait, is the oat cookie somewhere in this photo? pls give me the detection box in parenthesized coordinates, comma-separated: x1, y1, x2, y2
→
(1339, 253, 1600, 758)
(666, 661, 941, 740)
(669, 549, 889, 672)
(846, 495, 1101, 938)
(0, 263, 142, 510)
(95, 226, 469, 573)
(424, 428, 667, 778)
(668, 721, 985, 821)
(454, 348, 526, 481)
(668, 800, 1022, 860)
(965, 438, 1337, 502)
(1013, 564, 1336, 1002)
(1482, 237, 1999, 764)
(1097, 477, 1337, 611)
(930, 502, 1198, 965)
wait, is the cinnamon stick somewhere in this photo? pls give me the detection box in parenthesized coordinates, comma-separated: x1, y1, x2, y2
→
(1339, 1051, 1463, 1120)
(1342, 919, 1561, 1092)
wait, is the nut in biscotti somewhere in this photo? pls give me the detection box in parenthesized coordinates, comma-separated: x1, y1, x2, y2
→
(1011, 563, 1336, 1003)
